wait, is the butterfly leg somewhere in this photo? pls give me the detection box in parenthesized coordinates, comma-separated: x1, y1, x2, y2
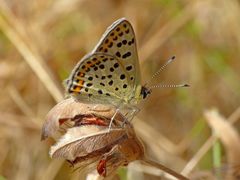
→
(108, 108, 119, 132)
(128, 106, 140, 121)
(121, 106, 139, 127)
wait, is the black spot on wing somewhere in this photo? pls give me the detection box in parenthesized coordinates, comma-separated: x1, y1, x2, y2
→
(113, 63, 119, 68)
(98, 90, 103, 94)
(117, 42, 122, 47)
(86, 83, 92, 87)
(99, 64, 105, 69)
(122, 52, 131, 59)
(108, 80, 113, 86)
(108, 42, 113, 48)
(120, 74, 126, 80)
(88, 77, 93, 81)
(118, 32, 123, 36)
(103, 58, 108, 62)
(122, 40, 127, 45)
(116, 52, 121, 58)
(110, 67, 114, 72)
(126, 65, 133, 71)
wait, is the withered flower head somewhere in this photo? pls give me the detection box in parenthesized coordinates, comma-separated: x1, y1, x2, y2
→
(41, 97, 144, 177)
(42, 98, 189, 180)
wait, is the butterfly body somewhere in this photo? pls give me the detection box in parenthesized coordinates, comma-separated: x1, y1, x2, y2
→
(65, 18, 151, 107)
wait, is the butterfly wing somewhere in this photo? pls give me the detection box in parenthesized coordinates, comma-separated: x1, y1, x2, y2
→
(65, 53, 134, 105)
(92, 18, 141, 92)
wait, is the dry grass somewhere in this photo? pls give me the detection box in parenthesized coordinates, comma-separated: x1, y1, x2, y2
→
(0, 0, 240, 179)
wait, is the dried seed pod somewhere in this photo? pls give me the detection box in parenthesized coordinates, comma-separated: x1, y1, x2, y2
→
(42, 98, 189, 179)
(41, 97, 144, 177)
(50, 125, 144, 177)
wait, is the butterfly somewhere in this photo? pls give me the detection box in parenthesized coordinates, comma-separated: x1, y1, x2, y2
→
(65, 18, 151, 108)
(64, 18, 188, 120)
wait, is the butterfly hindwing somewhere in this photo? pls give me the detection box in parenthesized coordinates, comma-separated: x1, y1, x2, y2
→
(66, 53, 134, 105)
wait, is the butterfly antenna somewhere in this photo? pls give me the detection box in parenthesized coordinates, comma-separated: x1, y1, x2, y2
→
(149, 84, 190, 89)
(145, 56, 176, 86)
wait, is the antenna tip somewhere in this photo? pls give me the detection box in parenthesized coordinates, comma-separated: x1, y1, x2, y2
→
(183, 84, 190, 87)
(171, 55, 176, 60)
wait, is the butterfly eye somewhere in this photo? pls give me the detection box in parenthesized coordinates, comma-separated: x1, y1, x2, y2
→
(141, 86, 151, 99)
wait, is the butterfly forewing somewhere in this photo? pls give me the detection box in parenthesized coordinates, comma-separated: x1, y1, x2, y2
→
(65, 18, 144, 106)
(92, 18, 141, 91)
(66, 53, 133, 105)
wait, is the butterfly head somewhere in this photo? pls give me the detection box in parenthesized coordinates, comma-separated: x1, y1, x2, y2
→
(141, 86, 152, 99)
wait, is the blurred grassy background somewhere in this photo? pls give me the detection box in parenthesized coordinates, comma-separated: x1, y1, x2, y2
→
(0, 0, 240, 179)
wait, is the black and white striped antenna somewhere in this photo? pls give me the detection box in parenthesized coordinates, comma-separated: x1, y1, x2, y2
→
(145, 55, 190, 89)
